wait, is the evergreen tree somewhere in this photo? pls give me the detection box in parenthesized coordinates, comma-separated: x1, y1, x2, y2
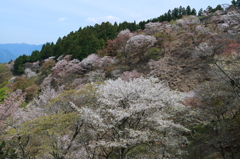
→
(172, 8, 179, 19)
(182, 7, 187, 15)
(214, 5, 223, 11)
(30, 50, 41, 62)
(232, 0, 236, 6)
(198, 8, 203, 16)
(13, 55, 27, 75)
(40, 42, 54, 59)
(191, 8, 197, 15)
(237, 0, 240, 7)
(178, 6, 183, 18)
(167, 10, 172, 21)
(139, 21, 146, 30)
(12, 3, 206, 75)
(207, 6, 213, 12)
(54, 37, 64, 58)
(186, 5, 191, 15)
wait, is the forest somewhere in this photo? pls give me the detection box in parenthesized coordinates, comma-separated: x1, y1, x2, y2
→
(12, 4, 223, 75)
(0, 1, 240, 159)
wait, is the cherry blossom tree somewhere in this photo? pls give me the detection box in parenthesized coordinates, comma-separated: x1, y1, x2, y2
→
(0, 89, 25, 122)
(98, 34, 131, 60)
(34, 83, 64, 107)
(0, 89, 26, 141)
(144, 22, 172, 35)
(125, 35, 157, 63)
(69, 76, 192, 158)
(120, 70, 141, 81)
(176, 15, 200, 31)
(117, 29, 133, 38)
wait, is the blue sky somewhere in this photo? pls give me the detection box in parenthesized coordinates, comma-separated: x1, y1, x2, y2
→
(0, 0, 230, 45)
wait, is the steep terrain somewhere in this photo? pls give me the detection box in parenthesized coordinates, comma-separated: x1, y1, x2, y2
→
(0, 4, 240, 159)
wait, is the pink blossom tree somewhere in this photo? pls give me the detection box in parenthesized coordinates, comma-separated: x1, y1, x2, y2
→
(144, 22, 172, 35)
(0, 89, 25, 122)
(125, 35, 157, 62)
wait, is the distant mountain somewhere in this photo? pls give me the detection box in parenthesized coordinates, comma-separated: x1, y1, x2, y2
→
(0, 49, 16, 63)
(0, 43, 42, 63)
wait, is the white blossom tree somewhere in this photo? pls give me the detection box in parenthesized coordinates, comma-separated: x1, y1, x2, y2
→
(70, 76, 191, 158)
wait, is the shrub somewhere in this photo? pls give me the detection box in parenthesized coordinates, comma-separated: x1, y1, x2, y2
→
(0, 86, 9, 103)
(0, 64, 13, 84)
(13, 77, 35, 92)
(25, 85, 39, 102)
(146, 47, 162, 60)
(41, 59, 56, 76)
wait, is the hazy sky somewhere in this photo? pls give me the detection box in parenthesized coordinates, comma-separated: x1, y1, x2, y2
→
(0, 0, 230, 45)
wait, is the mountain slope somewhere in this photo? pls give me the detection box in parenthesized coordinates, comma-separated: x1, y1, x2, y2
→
(0, 43, 42, 63)
(0, 49, 16, 63)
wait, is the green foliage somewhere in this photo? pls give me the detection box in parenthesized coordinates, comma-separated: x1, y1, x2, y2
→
(169, 19, 177, 25)
(41, 60, 56, 76)
(146, 47, 162, 60)
(237, 0, 240, 7)
(0, 64, 8, 74)
(0, 86, 9, 103)
(126, 144, 149, 157)
(24, 85, 39, 102)
(205, 4, 223, 14)
(12, 77, 35, 91)
(0, 81, 10, 103)
(198, 8, 203, 16)
(13, 54, 30, 75)
(231, 0, 240, 7)
(21, 113, 78, 135)
(13, 4, 199, 75)
(30, 50, 41, 62)
(215, 5, 223, 11)
(18, 113, 78, 157)
(232, 0, 236, 6)
(49, 83, 101, 111)
(0, 141, 18, 159)
(0, 64, 12, 83)
(40, 42, 54, 59)
(186, 5, 191, 15)
(0, 81, 8, 89)
(19, 101, 28, 108)
(191, 125, 208, 140)
(191, 8, 197, 15)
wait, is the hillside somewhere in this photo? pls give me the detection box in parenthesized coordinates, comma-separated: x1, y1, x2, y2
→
(13, 4, 219, 75)
(0, 43, 42, 63)
(0, 3, 240, 159)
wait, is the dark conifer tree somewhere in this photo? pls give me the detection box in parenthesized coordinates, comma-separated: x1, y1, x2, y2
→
(198, 8, 203, 16)
(232, 0, 236, 6)
(30, 50, 41, 62)
(236, 0, 240, 7)
(41, 42, 54, 59)
(172, 8, 179, 20)
(182, 7, 187, 15)
(215, 5, 223, 11)
(191, 8, 197, 15)
(178, 6, 183, 18)
(207, 6, 213, 12)
(186, 5, 191, 15)
(167, 10, 172, 21)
